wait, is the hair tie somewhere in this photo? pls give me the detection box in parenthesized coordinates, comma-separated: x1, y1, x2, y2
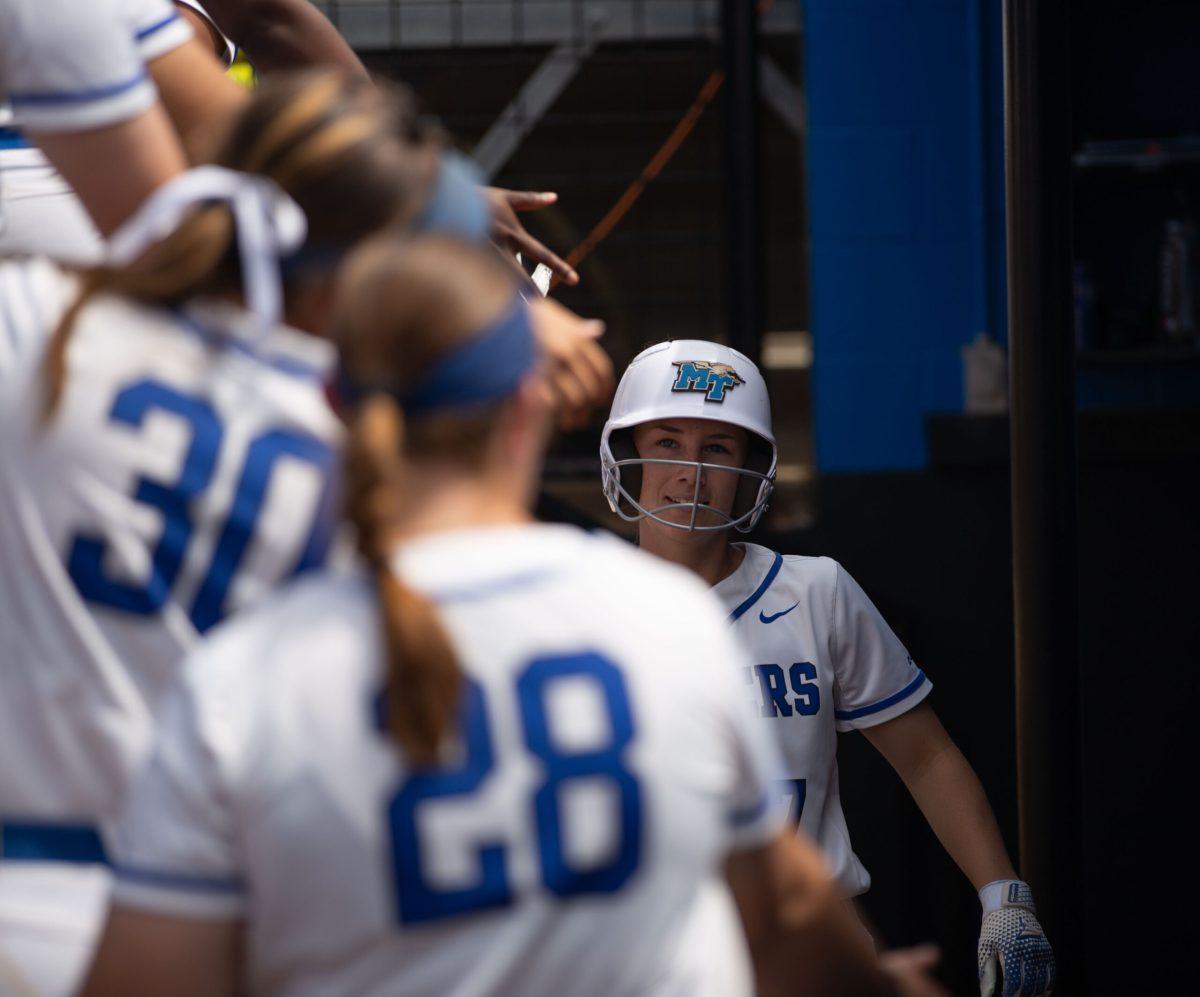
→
(107, 166, 307, 340)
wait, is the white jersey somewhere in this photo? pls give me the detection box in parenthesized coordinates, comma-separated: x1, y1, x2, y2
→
(0, 0, 198, 262)
(109, 526, 785, 997)
(712, 543, 932, 896)
(0, 257, 342, 832)
(0, 0, 189, 134)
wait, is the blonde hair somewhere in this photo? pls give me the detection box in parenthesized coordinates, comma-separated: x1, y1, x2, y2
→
(42, 70, 438, 420)
(337, 236, 521, 764)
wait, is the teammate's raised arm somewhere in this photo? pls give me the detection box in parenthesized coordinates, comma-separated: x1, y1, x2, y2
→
(173, 1, 237, 64)
(180, 2, 575, 284)
(143, 32, 247, 162)
(195, 0, 369, 77)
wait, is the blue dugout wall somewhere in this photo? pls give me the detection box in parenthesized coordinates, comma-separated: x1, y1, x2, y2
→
(802, 0, 1006, 472)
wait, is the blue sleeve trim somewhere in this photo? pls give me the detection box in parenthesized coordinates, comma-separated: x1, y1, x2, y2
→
(135, 11, 180, 41)
(728, 791, 770, 828)
(0, 821, 108, 864)
(8, 70, 149, 108)
(0, 127, 31, 150)
(114, 863, 245, 895)
(834, 669, 928, 722)
(728, 552, 783, 623)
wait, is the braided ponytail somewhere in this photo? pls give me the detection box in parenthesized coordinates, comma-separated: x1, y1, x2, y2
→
(342, 395, 462, 766)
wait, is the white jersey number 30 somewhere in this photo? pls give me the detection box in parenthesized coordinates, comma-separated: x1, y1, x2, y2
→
(68, 377, 335, 632)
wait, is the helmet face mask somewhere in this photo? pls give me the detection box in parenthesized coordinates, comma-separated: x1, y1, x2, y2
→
(605, 453, 774, 533)
(601, 340, 777, 534)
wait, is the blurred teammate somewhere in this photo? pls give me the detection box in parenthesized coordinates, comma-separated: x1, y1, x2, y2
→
(1, 0, 575, 288)
(600, 340, 1056, 997)
(185, 0, 368, 78)
(0, 70, 443, 996)
(0, 0, 192, 258)
(82, 235, 924, 997)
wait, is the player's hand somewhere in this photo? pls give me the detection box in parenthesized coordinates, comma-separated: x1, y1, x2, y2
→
(879, 944, 950, 997)
(977, 880, 1055, 996)
(485, 187, 579, 288)
(527, 297, 612, 431)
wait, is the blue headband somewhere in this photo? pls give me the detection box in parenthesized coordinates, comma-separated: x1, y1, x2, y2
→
(416, 152, 491, 243)
(339, 295, 537, 418)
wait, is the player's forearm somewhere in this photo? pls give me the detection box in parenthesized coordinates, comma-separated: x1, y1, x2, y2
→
(200, 0, 369, 78)
(728, 835, 899, 997)
(901, 743, 1017, 891)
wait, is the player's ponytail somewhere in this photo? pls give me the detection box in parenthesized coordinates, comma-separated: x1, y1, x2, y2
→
(334, 235, 535, 764)
(342, 394, 461, 767)
(41, 206, 235, 420)
(41, 69, 438, 421)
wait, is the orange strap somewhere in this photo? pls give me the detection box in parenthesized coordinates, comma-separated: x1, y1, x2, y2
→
(556, 0, 778, 287)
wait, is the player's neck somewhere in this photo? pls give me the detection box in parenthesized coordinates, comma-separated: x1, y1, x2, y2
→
(390, 466, 531, 542)
(637, 525, 744, 588)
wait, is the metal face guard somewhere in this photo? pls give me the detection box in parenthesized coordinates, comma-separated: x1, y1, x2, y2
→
(608, 457, 772, 533)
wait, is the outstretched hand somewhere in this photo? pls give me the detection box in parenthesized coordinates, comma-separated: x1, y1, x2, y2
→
(527, 298, 612, 431)
(486, 188, 579, 288)
(880, 945, 950, 997)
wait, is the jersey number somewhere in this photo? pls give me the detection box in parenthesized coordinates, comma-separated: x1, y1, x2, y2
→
(784, 778, 807, 825)
(379, 651, 642, 925)
(67, 379, 334, 632)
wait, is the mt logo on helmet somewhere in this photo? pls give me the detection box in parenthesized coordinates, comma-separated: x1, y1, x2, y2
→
(670, 360, 746, 402)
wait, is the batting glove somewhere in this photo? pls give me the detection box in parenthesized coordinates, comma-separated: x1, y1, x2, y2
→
(977, 880, 1055, 996)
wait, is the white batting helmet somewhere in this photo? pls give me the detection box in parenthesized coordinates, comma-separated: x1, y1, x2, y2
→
(600, 340, 776, 532)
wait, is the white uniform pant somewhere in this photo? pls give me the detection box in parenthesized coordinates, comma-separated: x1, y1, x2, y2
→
(0, 863, 111, 997)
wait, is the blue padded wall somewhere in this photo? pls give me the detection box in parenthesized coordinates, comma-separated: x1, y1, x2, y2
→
(802, 0, 1006, 471)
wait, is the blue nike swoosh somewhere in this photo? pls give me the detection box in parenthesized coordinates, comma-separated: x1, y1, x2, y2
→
(759, 603, 799, 624)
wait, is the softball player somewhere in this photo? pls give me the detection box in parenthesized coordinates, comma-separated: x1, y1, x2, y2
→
(0, 0, 233, 263)
(82, 236, 913, 997)
(600, 340, 1056, 997)
(0, 71, 442, 996)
